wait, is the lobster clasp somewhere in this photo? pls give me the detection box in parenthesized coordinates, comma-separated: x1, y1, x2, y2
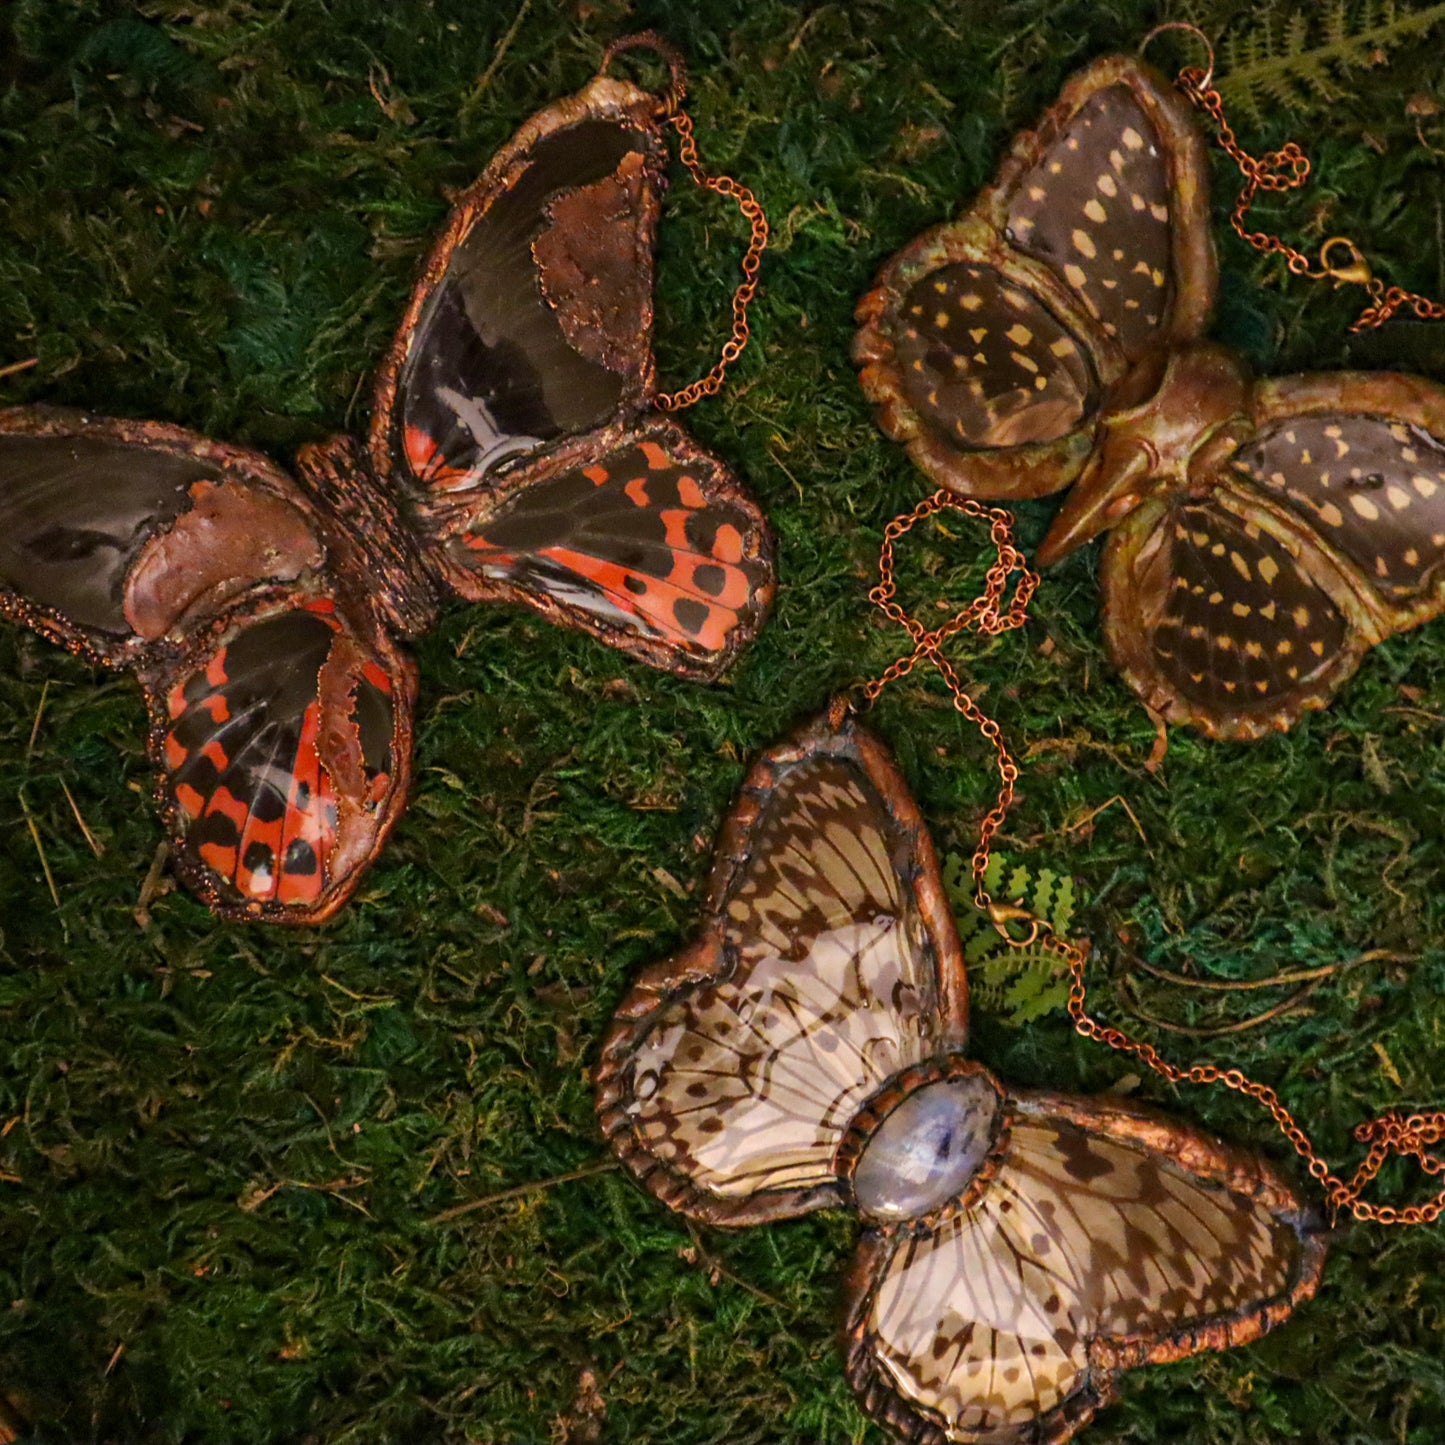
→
(986, 901, 1041, 948)
(1321, 237, 1373, 288)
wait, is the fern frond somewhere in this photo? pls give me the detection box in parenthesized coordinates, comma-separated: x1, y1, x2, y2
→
(942, 851, 1082, 1029)
(1217, 0, 1445, 124)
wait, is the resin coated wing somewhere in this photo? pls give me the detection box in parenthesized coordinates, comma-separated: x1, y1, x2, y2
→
(372, 74, 666, 497)
(595, 710, 968, 1226)
(854, 53, 1215, 500)
(145, 596, 415, 924)
(432, 417, 773, 680)
(1099, 370, 1445, 739)
(843, 1091, 1326, 1445)
(0, 408, 418, 924)
(0, 407, 326, 667)
(371, 72, 774, 678)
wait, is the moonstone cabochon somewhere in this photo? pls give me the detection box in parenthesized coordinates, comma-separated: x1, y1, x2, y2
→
(852, 1073, 1002, 1224)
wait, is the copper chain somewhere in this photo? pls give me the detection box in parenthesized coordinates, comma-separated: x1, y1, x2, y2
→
(599, 32, 769, 412)
(1162, 33, 1445, 332)
(865, 491, 1445, 1226)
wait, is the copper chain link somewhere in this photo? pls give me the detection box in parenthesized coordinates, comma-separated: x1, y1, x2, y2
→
(864, 491, 1445, 1226)
(599, 33, 769, 412)
(1145, 23, 1445, 332)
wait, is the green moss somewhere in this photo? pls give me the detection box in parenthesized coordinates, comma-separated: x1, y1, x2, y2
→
(2, 1, 1444, 1441)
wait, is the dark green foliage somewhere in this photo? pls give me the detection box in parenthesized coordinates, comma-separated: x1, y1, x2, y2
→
(2, 1, 1445, 1441)
(944, 851, 1078, 1026)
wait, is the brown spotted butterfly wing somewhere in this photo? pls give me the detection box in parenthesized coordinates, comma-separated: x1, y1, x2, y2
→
(854, 54, 1216, 502)
(1092, 361, 1445, 737)
(0, 72, 774, 924)
(855, 53, 1445, 740)
(595, 711, 1326, 1444)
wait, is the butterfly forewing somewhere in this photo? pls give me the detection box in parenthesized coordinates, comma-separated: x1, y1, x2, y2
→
(148, 599, 414, 923)
(435, 420, 772, 682)
(374, 78, 665, 497)
(1100, 487, 1374, 739)
(846, 1095, 1325, 1445)
(1234, 404, 1445, 605)
(854, 55, 1214, 502)
(596, 713, 967, 1225)
(0, 408, 323, 662)
(1005, 84, 1177, 358)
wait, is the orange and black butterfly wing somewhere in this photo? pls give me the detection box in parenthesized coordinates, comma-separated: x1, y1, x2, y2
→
(1101, 371, 1445, 738)
(0, 408, 417, 923)
(595, 710, 969, 1226)
(843, 1091, 1326, 1445)
(145, 596, 415, 924)
(370, 71, 773, 679)
(854, 53, 1214, 499)
(433, 418, 773, 681)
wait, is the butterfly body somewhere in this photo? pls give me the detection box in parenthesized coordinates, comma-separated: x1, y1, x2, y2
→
(855, 52, 1445, 738)
(597, 709, 1326, 1442)
(1, 65, 774, 924)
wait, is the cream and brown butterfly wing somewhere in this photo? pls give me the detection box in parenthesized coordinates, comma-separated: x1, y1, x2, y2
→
(843, 1090, 1327, 1445)
(595, 710, 969, 1226)
(854, 53, 1215, 501)
(1100, 370, 1445, 739)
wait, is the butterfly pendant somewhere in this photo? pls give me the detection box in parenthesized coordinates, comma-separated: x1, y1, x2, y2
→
(596, 709, 1326, 1444)
(854, 53, 1445, 740)
(0, 64, 774, 924)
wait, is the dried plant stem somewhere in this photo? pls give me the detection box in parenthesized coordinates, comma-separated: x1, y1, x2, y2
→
(427, 1158, 619, 1225)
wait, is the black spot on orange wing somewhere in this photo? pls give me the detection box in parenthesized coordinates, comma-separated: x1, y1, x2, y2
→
(162, 608, 344, 909)
(1007, 85, 1175, 356)
(893, 263, 1098, 449)
(1148, 504, 1349, 710)
(1235, 413, 1445, 600)
(459, 437, 768, 657)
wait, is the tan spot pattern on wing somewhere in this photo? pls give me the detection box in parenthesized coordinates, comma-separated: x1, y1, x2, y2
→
(1235, 413, 1445, 599)
(625, 757, 942, 1199)
(1147, 503, 1347, 710)
(864, 1121, 1298, 1440)
(893, 263, 1098, 449)
(1006, 85, 1174, 357)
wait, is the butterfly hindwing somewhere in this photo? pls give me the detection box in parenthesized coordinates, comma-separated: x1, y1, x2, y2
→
(1100, 371, 1445, 739)
(433, 418, 773, 681)
(595, 711, 969, 1225)
(146, 596, 416, 924)
(843, 1090, 1326, 1445)
(0, 406, 325, 666)
(372, 75, 666, 498)
(854, 54, 1215, 501)
(1237, 373, 1445, 619)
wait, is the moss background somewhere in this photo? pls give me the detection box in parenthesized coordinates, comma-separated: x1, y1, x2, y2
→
(2, 0, 1445, 1441)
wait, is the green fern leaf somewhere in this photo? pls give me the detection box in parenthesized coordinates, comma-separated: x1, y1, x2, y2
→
(1217, 0, 1445, 122)
(941, 850, 1084, 1029)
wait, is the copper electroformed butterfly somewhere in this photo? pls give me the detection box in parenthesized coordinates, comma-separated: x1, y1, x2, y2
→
(595, 709, 1326, 1443)
(854, 53, 1445, 740)
(0, 60, 775, 923)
